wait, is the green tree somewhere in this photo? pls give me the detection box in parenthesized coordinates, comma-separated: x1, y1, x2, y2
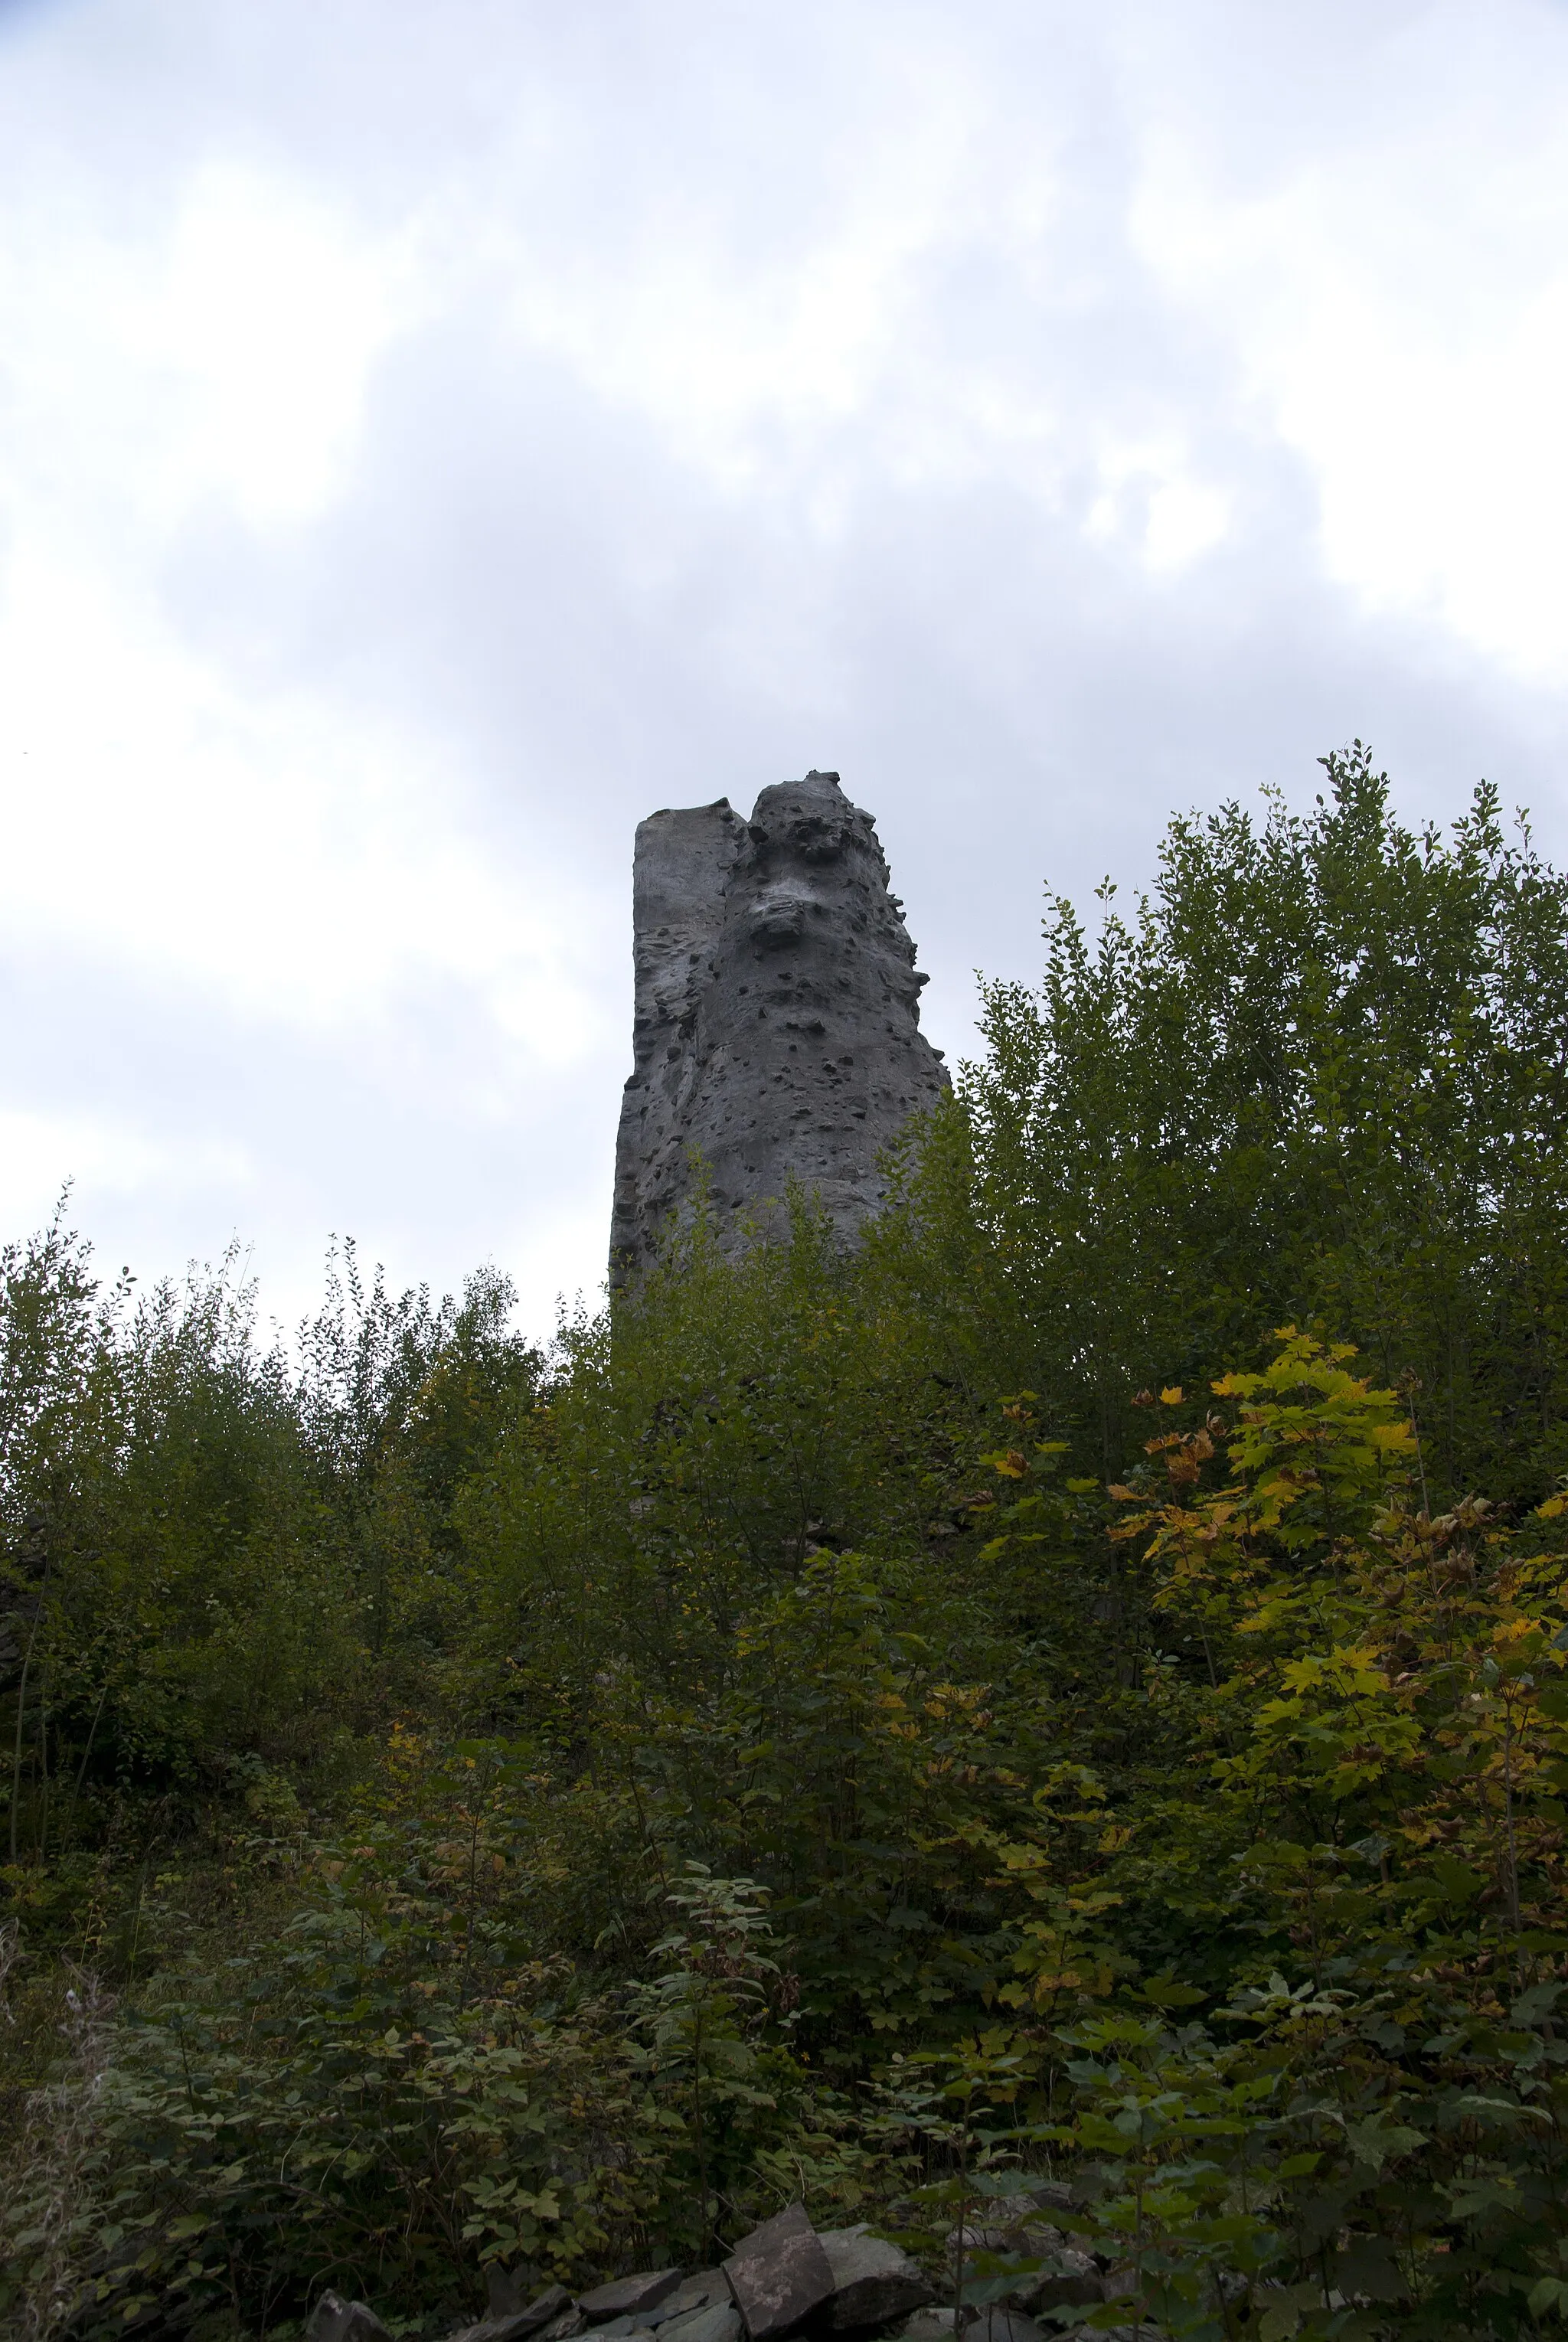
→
(963, 746, 1568, 1500)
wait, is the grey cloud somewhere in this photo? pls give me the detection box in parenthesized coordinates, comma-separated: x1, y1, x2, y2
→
(2, 0, 1566, 1333)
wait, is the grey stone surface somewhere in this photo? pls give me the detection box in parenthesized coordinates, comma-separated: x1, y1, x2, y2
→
(1022, 2185, 1080, 2214)
(946, 2223, 1064, 2262)
(817, 2226, 933, 2333)
(611, 772, 948, 1279)
(965, 2314, 1047, 2342)
(449, 2312, 577, 2342)
(306, 2295, 393, 2342)
(580, 2274, 684, 2324)
(1016, 2254, 1102, 2316)
(655, 2308, 740, 2342)
(539, 2312, 588, 2341)
(648, 2275, 731, 2327)
(722, 2201, 837, 2340)
(484, 2281, 573, 2332)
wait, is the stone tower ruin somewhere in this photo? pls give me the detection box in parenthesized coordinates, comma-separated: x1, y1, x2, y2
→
(611, 769, 949, 1280)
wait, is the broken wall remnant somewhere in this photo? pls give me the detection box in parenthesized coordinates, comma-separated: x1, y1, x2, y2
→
(611, 769, 948, 1279)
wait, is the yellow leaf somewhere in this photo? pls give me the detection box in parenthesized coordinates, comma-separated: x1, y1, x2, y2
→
(1537, 1494, 1568, 1519)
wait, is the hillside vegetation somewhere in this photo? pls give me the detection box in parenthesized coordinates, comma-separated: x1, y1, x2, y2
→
(8, 748, 1568, 2342)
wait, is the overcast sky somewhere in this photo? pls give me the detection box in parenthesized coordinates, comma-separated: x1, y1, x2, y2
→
(2, 0, 1567, 1339)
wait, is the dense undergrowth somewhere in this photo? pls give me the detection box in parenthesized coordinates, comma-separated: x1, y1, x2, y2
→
(8, 750, 1568, 2341)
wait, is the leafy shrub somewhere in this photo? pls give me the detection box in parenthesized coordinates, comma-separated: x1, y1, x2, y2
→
(9, 750, 1568, 2337)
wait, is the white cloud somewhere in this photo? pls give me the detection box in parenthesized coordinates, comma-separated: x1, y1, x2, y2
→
(0, 1107, 252, 1227)
(0, 543, 603, 1047)
(0, 154, 420, 539)
(149, 162, 423, 531)
(1126, 2, 1568, 676)
(0, 0, 1566, 1339)
(1086, 439, 1232, 573)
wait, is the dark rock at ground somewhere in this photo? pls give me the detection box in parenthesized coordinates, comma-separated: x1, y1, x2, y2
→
(946, 2223, 1064, 2261)
(487, 2278, 573, 2329)
(610, 771, 948, 1280)
(305, 2295, 394, 2342)
(897, 2315, 957, 2342)
(1022, 2185, 1081, 2214)
(965, 2313, 1046, 2342)
(817, 2227, 933, 2333)
(656, 2307, 740, 2342)
(1017, 2254, 1102, 2316)
(449, 2305, 580, 2342)
(722, 2202, 837, 2340)
(539, 2311, 588, 2341)
(580, 2273, 685, 2324)
(649, 2274, 732, 2326)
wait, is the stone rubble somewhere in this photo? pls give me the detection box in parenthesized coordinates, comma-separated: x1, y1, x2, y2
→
(655, 2304, 742, 2342)
(962, 2314, 1046, 2342)
(721, 2201, 838, 2340)
(816, 2226, 933, 2333)
(304, 2295, 394, 2342)
(578, 2274, 685, 2324)
(897, 2314, 959, 2342)
(1014, 2250, 1102, 2317)
(488, 2279, 574, 2327)
(301, 2195, 1168, 2342)
(449, 2314, 578, 2342)
(648, 2274, 734, 2324)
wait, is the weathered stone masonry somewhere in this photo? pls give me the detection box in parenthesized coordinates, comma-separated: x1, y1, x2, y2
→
(610, 769, 949, 1279)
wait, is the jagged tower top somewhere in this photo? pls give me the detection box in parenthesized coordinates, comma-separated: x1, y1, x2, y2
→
(611, 770, 946, 1279)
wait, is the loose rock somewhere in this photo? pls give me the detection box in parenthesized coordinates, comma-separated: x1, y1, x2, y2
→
(817, 2226, 933, 2334)
(946, 2223, 1065, 2262)
(655, 2307, 740, 2342)
(649, 2275, 732, 2326)
(722, 2202, 836, 2341)
(487, 2281, 574, 2331)
(965, 2313, 1046, 2342)
(1023, 2185, 1080, 2215)
(897, 2314, 958, 2342)
(580, 2275, 686, 2325)
(306, 2295, 394, 2342)
(1018, 2255, 1102, 2316)
(449, 2316, 579, 2342)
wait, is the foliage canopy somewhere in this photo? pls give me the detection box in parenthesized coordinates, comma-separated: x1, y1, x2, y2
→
(7, 751, 1568, 2342)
